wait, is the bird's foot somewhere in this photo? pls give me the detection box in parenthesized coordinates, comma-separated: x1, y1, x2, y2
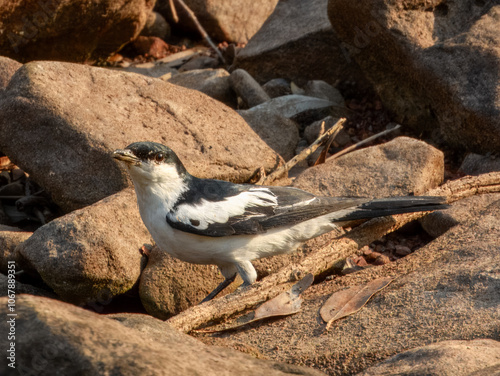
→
(200, 274, 237, 304)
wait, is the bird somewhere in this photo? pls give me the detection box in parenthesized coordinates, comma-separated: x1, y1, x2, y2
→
(113, 141, 446, 302)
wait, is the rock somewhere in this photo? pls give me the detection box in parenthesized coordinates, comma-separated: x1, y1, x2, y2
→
(204, 197, 500, 375)
(141, 11, 171, 40)
(303, 80, 345, 106)
(0, 273, 57, 299)
(0, 294, 325, 375)
(293, 136, 444, 197)
(0, 226, 31, 274)
(121, 61, 178, 78)
(167, 68, 236, 107)
(0, 57, 21, 89)
(139, 245, 227, 319)
(0, 0, 155, 63)
(356, 339, 500, 376)
(327, 0, 500, 154)
(178, 55, 219, 72)
(420, 193, 500, 238)
(262, 78, 292, 98)
(16, 188, 150, 305)
(234, 0, 366, 86)
(0, 61, 279, 211)
(248, 94, 335, 126)
(459, 153, 500, 175)
(155, 0, 279, 44)
(230, 69, 270, 108)
(238, 108, 299, 160)
(131, 36, 172, 59)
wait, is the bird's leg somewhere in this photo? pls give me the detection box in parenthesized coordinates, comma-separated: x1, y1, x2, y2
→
(200, 273, 237, 303)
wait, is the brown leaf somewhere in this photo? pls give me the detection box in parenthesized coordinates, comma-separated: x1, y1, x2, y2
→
(320, 276, 393, 330)
(0, 156, 15, 171)
(195, 273, 314, 333)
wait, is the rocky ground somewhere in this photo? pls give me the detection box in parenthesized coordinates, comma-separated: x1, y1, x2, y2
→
(0, 0, 499, 375)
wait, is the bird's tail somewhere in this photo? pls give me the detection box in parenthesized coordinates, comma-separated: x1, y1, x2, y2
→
(333, 196, 447, 222)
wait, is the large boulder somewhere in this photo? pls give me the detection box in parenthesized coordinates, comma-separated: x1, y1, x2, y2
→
(0, 0, 155, 63)
(293, 136, 444, 197)
(0, 57, 21, 89)
(356, 339, 500, 376)
(0, 61, 279, 211)
(234, 0, 367, 85)
(16, 189, 150, 305)
(155, 0, 278, 43)
(0, 294, 325, 375)
(204, 197, 500, 375)
(327, 0, 500, 153)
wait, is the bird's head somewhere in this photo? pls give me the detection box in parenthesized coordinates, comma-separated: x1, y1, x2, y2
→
(113, 141, 188, 187)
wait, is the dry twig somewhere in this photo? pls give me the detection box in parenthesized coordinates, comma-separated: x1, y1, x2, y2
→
(166, 172, 500, 333)
(259, 118, 346, 185)
(173, 0, 226, 65)
(327, 124, 401, 161)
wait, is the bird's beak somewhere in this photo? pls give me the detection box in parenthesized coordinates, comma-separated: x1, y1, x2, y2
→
(113, 149, 141, 165)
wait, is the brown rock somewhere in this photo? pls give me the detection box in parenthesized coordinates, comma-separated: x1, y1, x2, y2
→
(0, 226, 31, 274)
(420, 193, 500, 238)
(0, 56, 21, 89)
(0, 295, 325, 375)
(139, 245, 226, 319)
(168, 68, 236, 107)
(327, 0, 500, 153)
(293, 137, 444, 197)
(0, 61, 279, 211)
(16, 188, 150, 305)
(356, 339, 500, 376)
(234, 0, 367, 86)
(0, 0, 155, 63)
(155, 0, 279, 43)
(204, 198, 500, 375)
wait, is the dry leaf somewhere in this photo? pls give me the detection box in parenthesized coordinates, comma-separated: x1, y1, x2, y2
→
(0, 156, 15, 171)
(196, 273, 314, 333)
(320, 276, 393, 330)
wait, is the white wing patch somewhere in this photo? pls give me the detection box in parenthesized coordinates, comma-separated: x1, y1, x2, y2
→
(168, 188, 277, 230)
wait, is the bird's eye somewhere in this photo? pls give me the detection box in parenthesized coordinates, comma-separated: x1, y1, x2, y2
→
(155, 153, 165, 163)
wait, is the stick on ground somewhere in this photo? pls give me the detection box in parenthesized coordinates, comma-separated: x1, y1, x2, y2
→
(166, 172, 500, 333)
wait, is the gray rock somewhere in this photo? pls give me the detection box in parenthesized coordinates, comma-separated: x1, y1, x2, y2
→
(0, 57, 21, 89)
(0, 61, 279, 211)
(327, 0, 500, 154)
(0, 227, 31, 274)
(141, 11, 171, 40)
(303, 80, 345, 107)
(459, 153, 500, 175)
(16, 188, 150, 305)
(155, 0, 279, 44)
(293, 136, 444, 197)
(249, 94, 335, 126)
(0, 294, 325, 376)
(0, 0, 154, 63)
(356, 339, 500, 376)
(420, 193, 500, 238)
(263, 78, 292, 98)
(206, 198, 500, 375)
(230, 69, 271, 108)
(139, 245, 228, 319)
(234, 0, 367, 86)
(167, 68, 236, 107)
(238, 108, 299, 160)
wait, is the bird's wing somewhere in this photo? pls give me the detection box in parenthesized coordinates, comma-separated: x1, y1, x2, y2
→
(166, 179, 368, 237)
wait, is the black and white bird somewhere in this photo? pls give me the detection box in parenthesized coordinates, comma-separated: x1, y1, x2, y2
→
(113, 141, 446, 301)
